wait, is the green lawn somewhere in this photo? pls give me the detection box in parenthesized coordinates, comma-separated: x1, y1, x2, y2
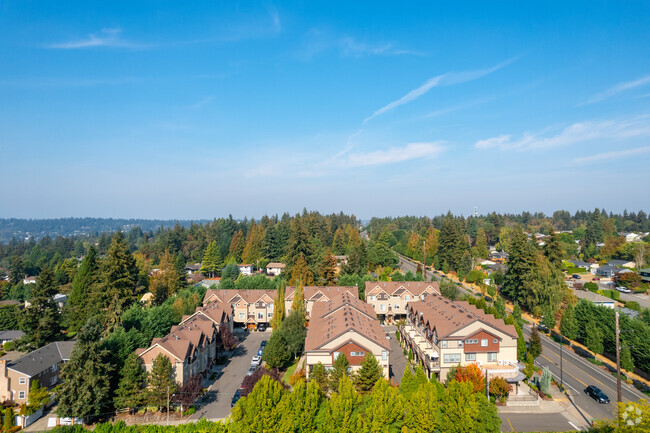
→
(282, 357, 302, 383)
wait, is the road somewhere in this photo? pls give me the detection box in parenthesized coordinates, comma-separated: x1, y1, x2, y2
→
(523, 325, 647, 422)
(397, 255, 438, 282)
(499, 413, 581, 432)
(191, 330, 269, 421)
(384, 325, 408, 384)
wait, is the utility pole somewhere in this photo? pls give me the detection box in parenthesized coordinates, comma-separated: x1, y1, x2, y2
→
(167, 385, 170, 425)
(615, 310, 622, 404)
(560, 338, 563, 389)
(423, 240, 426, 281)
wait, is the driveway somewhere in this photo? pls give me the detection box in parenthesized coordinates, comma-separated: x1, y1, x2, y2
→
(384, 325, 408, 384)
(191, 330, 269, 421)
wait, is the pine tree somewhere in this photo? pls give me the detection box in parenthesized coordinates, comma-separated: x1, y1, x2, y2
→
(57, 318, 113, 421)
(270, 284, 285, 330)
(320, 375, 361, 433)
(114, 352, 147, 413)
(543, 232, 563, 268)
(309, 362, 329, 392)
(560, 303, 578, 340)
(529, 326, 542, 359)
(278, 379, 323, 432)
(329, 353, 350, 391)
(438, 215, 467, 271)
(439, 381, 500, 433)
(147, 354, 176, 410)
(229, 230, 245, 263)
(621, 345, 635, 372)
(584, 322, 604, 354)
(320, 253, 338, 286)
(286, 218, 314, 274)
(332, 227, 346, 255)
(262, 330, 291, 368)
(262, 225, 282, 261)
(21, 266, 60, 348)
(354, 353, 383, 393)
(200, 240, 222, 278)
(289, 254, 314, 286)
(66, 246, 98, 331)
(474, 227, 489, 259)
(360, 379, 405, 431)
(242, 223, 265, 265)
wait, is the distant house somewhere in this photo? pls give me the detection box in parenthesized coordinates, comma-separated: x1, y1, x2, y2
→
(266, 262, 285, 276)
(22, 277, 36, 285)
(0, 331, 24, 345)
(640, 268, 650, 284)
(619, 232, 642, 243)
(238, 264, 253, 276)
(25, 293, 68, 310)
(568, 260, 591, 269)
(197, 277, 221, 289)
(185, 263, 201, 275)
(477, 259, 496, 266)
(573, 290, 616, 309)
(140, 292, 154, 304)
(606, 260, 635, 269)
(489, 251, 509, 262)
(0, 341, 75, 403)
(334, 255, 348, 265)
(616, 307, 640, 320)
(596, 266, 625, 278)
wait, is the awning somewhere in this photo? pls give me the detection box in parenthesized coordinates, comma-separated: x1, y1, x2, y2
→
(505, 372, 526, 383)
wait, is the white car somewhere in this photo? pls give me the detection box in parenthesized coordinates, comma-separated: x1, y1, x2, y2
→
(251, 355, 261, 366)
(616, 286, 631, 293)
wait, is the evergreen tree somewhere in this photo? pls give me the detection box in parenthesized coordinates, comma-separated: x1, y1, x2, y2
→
(474, 227, 489, 259)
(277, 379, 323, 433)
(114, 352, 147, 413)
(282, 309, 306, 359)
(262, 225, 282, 261)
(560, 303, 578, 340)
(320, 375, 362, 433)
(329, 353, 350, 390)
(242, 223, 265, 265)
(342, 243, 367, 275)
(229, 230, 245, 263)
(262, 330, 291, 368)
(173, 253, 188, 290)
(57, 318, 113, 421)
(21, 266, 60, 348)
(222, 263, 240, 280)
(354, 353, 383, 393)
(528, 326, 542, 359)
(438, 215, 467, 271)
(270, 284, 285, 330)
(404, 381, 443, 433)
(543, 232, 563, 268)
(200, 240, 222, 278)
(439, 381, 501, 433)
(66, 246, 98, 331)
(320, 253, 338, 286)
(309, 362, 329, 392)
(424, 227, 439, 266)
(3, 407, 14, 431)
(286, 218, 314, 274)
(232, 375, 285, 431)
(501, 225, 535, 303)
(514, 322, 526, 361)
(289, 254, 314, 286)
(332, 227, 346, 255)
(541, 306, 556, 330)
(360, 379, 405, 431)
(147, 354, 176, 410)
(149, 249, 180, 305)
(621, 345, 635, 372)
(584, 321, 604, 354)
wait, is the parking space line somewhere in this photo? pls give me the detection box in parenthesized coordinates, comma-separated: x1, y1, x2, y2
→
(507, 417, 515, 432)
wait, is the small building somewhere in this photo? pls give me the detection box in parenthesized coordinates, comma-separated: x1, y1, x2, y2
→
(238, 264, 253, 276)
(22, 277, 36, 285)
(185, 263, 201, 275)
(572, 290, 616, 309)
(197, 277, 221, 288)
(0, 341, 75, 403)
(606, 260, 635, 269)
(203, 289, 277, 330)
(489, 251, 509, 263)
(640, 268, 650, 284)
(0, 331, 25, 345)
(333, 255, 349, 265)
(596, 265, 624, 278)
(266, 262, 285, 276)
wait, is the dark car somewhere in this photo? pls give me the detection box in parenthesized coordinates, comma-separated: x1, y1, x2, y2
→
(231, 389, 242, 407)
(572, 274, 581, 279)
(257, 323, 267, 332)
(257, 347, 264, 356)
(585, 385, 610, 404)
(260, 340, 267, 347)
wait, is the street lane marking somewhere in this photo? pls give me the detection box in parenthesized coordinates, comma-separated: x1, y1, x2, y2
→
(540, 354, 588, 387)
(507, 417, 515, 432)
(568, 421, 580, 431)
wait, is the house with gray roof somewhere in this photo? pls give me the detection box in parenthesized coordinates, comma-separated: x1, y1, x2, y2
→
(607, 259, 635, 268)
(573, 290, 616, 309)
(0, 341, 74, 403)
(0, 330, 25, 345)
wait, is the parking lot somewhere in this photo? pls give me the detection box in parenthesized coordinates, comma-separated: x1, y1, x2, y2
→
(191, 329, 269, 421)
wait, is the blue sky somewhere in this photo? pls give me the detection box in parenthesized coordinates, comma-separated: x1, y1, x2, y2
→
(1, 1, 649, 219)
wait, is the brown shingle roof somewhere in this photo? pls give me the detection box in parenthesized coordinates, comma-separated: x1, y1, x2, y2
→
(365, 281, 440, 296)
(285, 286, 358, 301)
(203, 289, 277, 305)
(407, 295, 517, 339)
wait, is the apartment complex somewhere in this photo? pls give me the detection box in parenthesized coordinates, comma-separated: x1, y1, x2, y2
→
(284, 286, 358, 317)
(305, 291, 390, 378)
(401, 295, 519, 382)
(137, 302, 232, 386)
(0, 341, 75, 403)
(203, 289, 277, 330)
(365, 281, 440, 321)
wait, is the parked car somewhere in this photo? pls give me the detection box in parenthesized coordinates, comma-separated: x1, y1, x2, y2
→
(572, 274, 581, 279)
(585, 385, 610, 404)
(616, 286, 631, 293)
(251, 355, 261, 366)
(260, 340, 267, 347)
(257, 323, 267, 332)
(257, 347, 264, 356)
(593, 277, 600, 281)
(231, 389, 242, 407)
(247, 366, 258, 376)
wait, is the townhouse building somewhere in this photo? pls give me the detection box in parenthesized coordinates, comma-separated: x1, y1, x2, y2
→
(401, 295, 520, 383)
(305, 291, 390, 378)
(137, 302, 231, 386)
(365, 281, 440, 322)
(203, 289, 277, 330)
(0, 341, 75, 403)
(284, 286, 358, 317)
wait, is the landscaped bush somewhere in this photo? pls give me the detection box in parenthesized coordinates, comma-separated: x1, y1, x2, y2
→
(598, 289, 620, 300)
(626, 301, 641, 311)
(583, 282, 598, 292)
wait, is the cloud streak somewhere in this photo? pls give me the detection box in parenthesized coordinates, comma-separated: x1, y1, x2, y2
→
(582, 74, 650, 105)
(48, 28, 146, 49)
(364, 58, 516, 123)
(475, 116, 650, 151)
(340, 142, 444, 167)
(574, 146, 650, 163)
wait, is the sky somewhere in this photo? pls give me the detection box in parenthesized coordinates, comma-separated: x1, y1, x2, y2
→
(1, 1, 649, 220)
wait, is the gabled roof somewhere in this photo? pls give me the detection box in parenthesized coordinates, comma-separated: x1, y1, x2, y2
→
(573, 290, 616, 304)
(266, 262, 285, 268)
(285, 286, 358, 302)
(607, 260, 633, 267)
(8, 341, 75, 377)
(311, 290, 376, 320)
(365, 281, 440, 297)
(407, 295, 517, 339)
(203, 289, 278, 305)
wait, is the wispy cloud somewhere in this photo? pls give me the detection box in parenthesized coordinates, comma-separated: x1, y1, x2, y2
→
(363, 58, 517, 123)
(574, 146, 650, 163)
(340, 142, 444, 167)
(340, 37, 425, 57)
(47, 28, 146, 49)
(475, 115, 650, 151)
(266, 5, 282, 33)
(582, 74, 650, 105)
(296, 30, 424, 60)
(185, 97, 214, 110)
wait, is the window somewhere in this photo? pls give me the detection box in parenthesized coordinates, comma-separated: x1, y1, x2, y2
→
(404, 295, 410, 301)
(236, 302, 240, 307)
(380, 304, 386, 312)
(51, 364, 58, 372)
(239, 312, 245, 319)
(50, 376, 58, 386)
(458, 341, 463, 347)
(465, 339, 478, 345)
(258, 313, 264, 319)
(18, 391, 25, 399)
(487, 352, 497, 362)
(268, 313, 273, 317)
(443, 353, 461, 363)
(441, 340, 447, 348)
(269, 303, 274, 310)
(394, 304, 399, 310)
(481, 339, 488, 347)
(465, 353, 476, 362)
(493, 339, 498, 344)
(382, 350, 387, 361)
(333, 351, 341, 360)
(369, 295, 375, 301)
(350, 351, 365, 357)
(19, 377, 26, 385)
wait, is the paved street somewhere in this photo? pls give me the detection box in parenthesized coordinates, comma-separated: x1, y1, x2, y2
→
(499, 413, 581, 432)
(191, 330, 269, 421)
(397, 255, 438, 282)
(384, 325, 408, 384)
(523, 325, 646, 422)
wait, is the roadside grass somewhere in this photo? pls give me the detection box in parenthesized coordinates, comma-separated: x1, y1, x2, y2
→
(282, 357, 301, 383)
(587, 357, 603, 366)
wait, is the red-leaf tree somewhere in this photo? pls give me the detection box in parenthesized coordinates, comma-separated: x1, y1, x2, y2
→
(453, 363, 485, 393)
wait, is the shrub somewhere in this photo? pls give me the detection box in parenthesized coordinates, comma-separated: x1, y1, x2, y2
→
(288, 369, 306, 387)
(540, 367, 551, 394)
(583, 282, 598, 292)
(489, 377, 512, 400)
(626, 301, 641, 311)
